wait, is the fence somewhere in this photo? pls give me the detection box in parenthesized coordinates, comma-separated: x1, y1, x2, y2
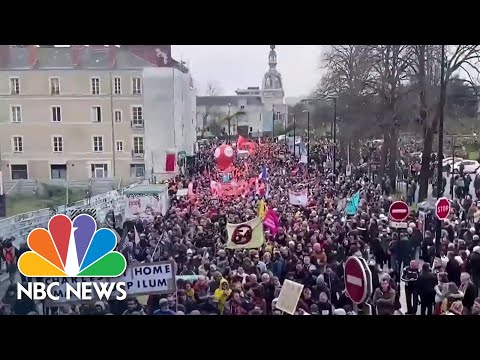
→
(0, 182, 140, 248)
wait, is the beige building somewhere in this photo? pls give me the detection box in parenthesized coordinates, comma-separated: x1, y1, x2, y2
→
(0, 45, 175, 185)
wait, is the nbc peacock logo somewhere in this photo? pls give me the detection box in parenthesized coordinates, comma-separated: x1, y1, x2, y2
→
(17, 214, 128, 301)
(18, 214, 126, 277)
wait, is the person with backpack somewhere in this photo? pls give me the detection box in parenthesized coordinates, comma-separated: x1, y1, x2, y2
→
(2, 241, 19, 284)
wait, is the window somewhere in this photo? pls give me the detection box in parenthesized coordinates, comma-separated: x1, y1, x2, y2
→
(11, 164, 28, 180)
(50, 77, 60, 95)
(132, 77, 142, 95)
(52, 136, 63, 152)
(133, 137, 144, 154)
(91, 164, 108, 178)
(116, 141, 124, 152)
(11, 106, 22, 123)
(114, 110, 122, 123)
(51, 106, 62, 122)
(91, 106, 102, 122)
(91, 77, 100, 95)
(130, 164, 145, 178)
(114, 77, 121, 95)
(10, 77, 20, 95)
(92, 136, 103, 152)
(12, 136, 23, 152)
(132, 106, 143, 127)
(50, 164, 66, 180)
(240, 105, 245, 109)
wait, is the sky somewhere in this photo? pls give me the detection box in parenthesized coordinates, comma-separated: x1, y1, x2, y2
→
(172, 45, 324, 98)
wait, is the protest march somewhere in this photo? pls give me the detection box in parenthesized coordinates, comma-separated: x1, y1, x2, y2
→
(1, 134, 480, 316)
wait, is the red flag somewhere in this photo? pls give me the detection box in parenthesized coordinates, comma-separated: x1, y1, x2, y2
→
(237, 135, 246, 149)
(165, 153, 176, 172)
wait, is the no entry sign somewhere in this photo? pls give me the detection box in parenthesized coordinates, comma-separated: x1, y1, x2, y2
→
(344, 256, 372, 304)
(389, 201, 409, 222)
(435, 197, 451, 221)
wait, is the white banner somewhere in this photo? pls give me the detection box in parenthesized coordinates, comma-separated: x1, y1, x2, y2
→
(288, 190, 308, 206)
(116, 261, 176, 296)
(124, 193, 168, 220)
(42, 277, 112, 307)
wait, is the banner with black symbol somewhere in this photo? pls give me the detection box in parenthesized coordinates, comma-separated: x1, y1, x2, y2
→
(225, 217, 265, 249)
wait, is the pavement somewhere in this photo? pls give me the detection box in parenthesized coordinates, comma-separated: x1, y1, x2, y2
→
(397, 172, 476, 203)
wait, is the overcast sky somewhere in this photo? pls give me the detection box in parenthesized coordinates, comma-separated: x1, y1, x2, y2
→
(172, 45, 324, 98)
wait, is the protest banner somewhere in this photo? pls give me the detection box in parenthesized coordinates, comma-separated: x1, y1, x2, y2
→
(226, 217, 265, 249)
(124, 185, 169, 220)
(288, 189, 308, 206)
(275, 279, 304, 315)
(176, 188, 188, 197)
(117, 261, 177, 297)
(42, 277, 112, 307)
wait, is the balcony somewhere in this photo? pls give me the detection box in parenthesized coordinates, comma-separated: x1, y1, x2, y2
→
(130, 120, 144, 128)
(131, 150, 144, 159)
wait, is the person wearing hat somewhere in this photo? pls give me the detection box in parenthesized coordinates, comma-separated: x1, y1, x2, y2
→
(153, 298, 176, 315)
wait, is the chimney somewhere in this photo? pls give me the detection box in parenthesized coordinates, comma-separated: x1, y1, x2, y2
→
(107, 46, 117, 67)
(28, 45, 38, 68)
(71, 45, 84, 66)
(0, 45, 10, 68)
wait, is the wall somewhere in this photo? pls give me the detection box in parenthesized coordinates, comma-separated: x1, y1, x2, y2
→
(0, 182, 140, 246)
(143, 67, 196, 179)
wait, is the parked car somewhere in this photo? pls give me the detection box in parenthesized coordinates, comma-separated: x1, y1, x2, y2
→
(453, 160, 480, 174)
(443, 157, 463, 172)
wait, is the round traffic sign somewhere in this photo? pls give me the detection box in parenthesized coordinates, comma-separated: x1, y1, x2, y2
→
(344, 256, 371, 304)
(435, 197, 451, 221)
(389, 201, 409, 222)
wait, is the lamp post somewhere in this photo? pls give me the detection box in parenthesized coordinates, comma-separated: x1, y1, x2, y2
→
(293, 114, 296, 156)
(272, 104, 275, 141)
(302, 110, 310, 164)
(228, 103, 231, 144)
(435, 44, 446, 259)
(332, 97, 337, 177)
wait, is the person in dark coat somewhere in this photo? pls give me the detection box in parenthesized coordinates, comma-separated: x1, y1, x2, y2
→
(460, 272, 478, 315)
(401, 260, 419, 315)
(445, 251, 461, 287)
(416, 262, 437, 315)
(468, 246, 480, 289)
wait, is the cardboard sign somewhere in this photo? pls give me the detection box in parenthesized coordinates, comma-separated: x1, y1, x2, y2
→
(275, 279, 304, 315)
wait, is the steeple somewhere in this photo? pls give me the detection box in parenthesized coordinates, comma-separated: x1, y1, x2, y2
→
(269, 45, 277, 70)
(262, 45, 283, 92)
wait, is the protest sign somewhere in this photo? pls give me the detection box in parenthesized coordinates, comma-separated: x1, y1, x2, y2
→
(288, 190, 308, 206)
(117, 261, 176, 296)
(42, 277, 112, 307)
(275, 279, 304, 315)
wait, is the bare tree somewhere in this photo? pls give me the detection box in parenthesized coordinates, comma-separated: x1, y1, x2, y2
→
(413, 45, 480, 201)
(206, 81, 223, 96)
(318, 46, 379, 159)
(369, 45, 415, 187)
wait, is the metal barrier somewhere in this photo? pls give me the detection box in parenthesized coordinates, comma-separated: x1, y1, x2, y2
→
(0, 182, 141, 247)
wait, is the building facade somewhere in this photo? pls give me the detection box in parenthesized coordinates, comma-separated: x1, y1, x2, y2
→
(143, 67, 196, 180)
(0, 45, 196, 185)
(196, 45, 288, 138)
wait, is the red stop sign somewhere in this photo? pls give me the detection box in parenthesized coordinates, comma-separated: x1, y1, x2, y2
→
(389, 201, 409, 222)
(435, 197, 451, 220)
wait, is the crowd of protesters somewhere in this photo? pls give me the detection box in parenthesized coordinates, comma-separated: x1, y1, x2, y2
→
(1, 135, 480, 316)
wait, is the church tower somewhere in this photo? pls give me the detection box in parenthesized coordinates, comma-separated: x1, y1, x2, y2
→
(261, 45, 285, 105)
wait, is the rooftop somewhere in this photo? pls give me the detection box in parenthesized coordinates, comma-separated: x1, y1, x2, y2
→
(0, 45, 189, 73)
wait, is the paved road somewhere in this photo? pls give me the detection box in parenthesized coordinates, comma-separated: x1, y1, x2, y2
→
(397, 172, 477, 203)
